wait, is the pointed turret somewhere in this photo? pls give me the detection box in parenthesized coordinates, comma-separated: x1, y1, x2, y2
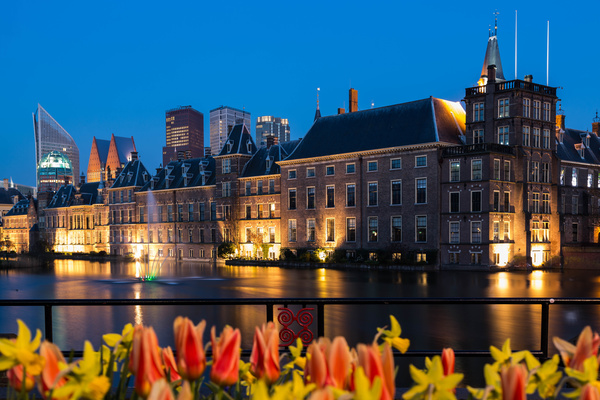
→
(314, 87, 321, 121)
(478, 15, 505, 85)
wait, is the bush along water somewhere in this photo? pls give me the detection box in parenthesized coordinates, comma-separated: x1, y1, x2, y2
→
(0, 316, 598, 400)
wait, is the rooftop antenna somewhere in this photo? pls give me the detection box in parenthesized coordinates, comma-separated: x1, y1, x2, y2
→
(493, 10, 499, 36)
(546, 20, 550, 86)
(515, 10, 518, 79)
(594, 110, 600, 123)
(371, 101, 375, 109)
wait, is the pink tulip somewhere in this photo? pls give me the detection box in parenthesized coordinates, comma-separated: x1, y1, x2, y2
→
(356, 342, 395, 400)
(250, 322, 280, 384)
(7, 364, 35, 392)
(441, 348, 455, 376)
(162, 346, 181, 382)
(173, 317, 206, 381)
(38, 341, 67, 397)
(580, 384, 600, 400)
(210, 325, 241, 387)
(305, 337, 351, 390)
(130, 325, 166, 397)
(554, 326, 600, 371)
(500, 364, 527, 400)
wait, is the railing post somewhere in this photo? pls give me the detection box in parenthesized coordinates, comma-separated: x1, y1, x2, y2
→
(540, 301, 550, 360)
(317, 303, 325, 338)
(44, 305, 53, 343)
(266, 302, 273, 324)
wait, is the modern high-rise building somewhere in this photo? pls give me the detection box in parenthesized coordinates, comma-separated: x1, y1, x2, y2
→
(209, 106, 251, 156)
(162, 106, 204, 166)
(36, 151, 74, 192)
(33, 104, 79, 188)
(255, 116, 290, 147)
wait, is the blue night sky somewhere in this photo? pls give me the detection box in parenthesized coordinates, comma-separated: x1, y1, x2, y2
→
(2, 1, 599, 187)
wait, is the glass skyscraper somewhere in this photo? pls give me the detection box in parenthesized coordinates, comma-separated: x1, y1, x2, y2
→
(209, 106, 251, 156)
(33, 104, 79, 188)
(255, 116, 291, 147)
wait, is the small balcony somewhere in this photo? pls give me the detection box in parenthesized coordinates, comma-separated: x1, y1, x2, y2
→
(442, 142, 515, 157)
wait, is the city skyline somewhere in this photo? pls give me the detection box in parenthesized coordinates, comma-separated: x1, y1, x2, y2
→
(2, 1, 600, 186)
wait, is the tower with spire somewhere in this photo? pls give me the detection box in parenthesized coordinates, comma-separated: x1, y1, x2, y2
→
(440, 15, 560, 268)
(314, 87, 321, 122)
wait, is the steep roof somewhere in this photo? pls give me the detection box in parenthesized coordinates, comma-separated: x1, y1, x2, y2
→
(216, 124, 257, 157)
(241, 140, 301, 177)
(284, 97, 465, 161)
(139, 157, 216, 191)
(556, 128, 600, 165)
(95, 138, 111, 163)
(113, 136, 137, 164)
(5, 198, 32, 217)
(0, 187, 23, 205)
(110, 160, 150, 189)
(46, 182, 101, 209)
(480, 35, 505, 82)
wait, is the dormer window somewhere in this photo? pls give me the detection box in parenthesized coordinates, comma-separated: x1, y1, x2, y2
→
(142, 171, 148, 182)
(226, 140, 233, 153)
(266, 157, 272, 171)
(200, 172, 206, 186)
(247, 140, 252, 153)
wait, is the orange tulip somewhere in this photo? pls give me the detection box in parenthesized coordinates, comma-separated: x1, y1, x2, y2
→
(581, 384, 600, 400)
(148, 379, 175, 400)
(7, 364, 35, 392)
(441, 348, 455, 376)
(554, 326, 600, 371)
(500, 364, 527, 400)
(308, 387, 335, 400)
(162, 346, 181, 382)
(210, 325, 241, 387)
(305, 337, 351, 390)
(356, 342, 395, 400)
(129, 325, 166, 398)
(38, 341, 67, 397)
(250, 322, 280, 384)
(173, 317, 206, 381)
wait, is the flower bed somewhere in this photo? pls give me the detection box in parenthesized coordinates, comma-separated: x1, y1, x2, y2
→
(0, 316, 596, 400)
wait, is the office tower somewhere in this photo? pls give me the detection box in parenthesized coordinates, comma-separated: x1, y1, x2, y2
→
(88, 134, 137, 182)
(209, 106, 251, 156)
(33, 104, 79, 188)
(255, 116, 291, 147)
(37, 151, 74, 192)
(162, 106, 204, 166)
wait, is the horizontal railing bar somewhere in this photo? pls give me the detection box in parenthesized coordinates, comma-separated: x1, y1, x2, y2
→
(0, 297, 595, 307)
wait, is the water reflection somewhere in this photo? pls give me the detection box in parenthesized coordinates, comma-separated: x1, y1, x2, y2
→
(3, 261, 600, 386)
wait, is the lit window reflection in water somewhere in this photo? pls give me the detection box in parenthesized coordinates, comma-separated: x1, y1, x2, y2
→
(134, 290, 143, 326)
(497, 272, 509, 290)
(531, 270, 544, 290)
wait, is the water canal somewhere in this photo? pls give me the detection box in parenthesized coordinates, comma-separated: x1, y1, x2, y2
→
(1, 260, 599, 386)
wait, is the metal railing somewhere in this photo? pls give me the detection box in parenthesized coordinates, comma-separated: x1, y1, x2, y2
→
(0, 297, 597, 360)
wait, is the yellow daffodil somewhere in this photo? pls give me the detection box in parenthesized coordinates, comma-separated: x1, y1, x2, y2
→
(354, 366, 382, 400)
(489, 339, 530, 369)
(403, 356, 463, 400)
(283, 338, 306, 372)
(103, 323, 134, 361)
(0, 319, 44, 376)
(526, 355, 562, 398)
(53, 341, 110, 400)
(376, 316, 410, 354)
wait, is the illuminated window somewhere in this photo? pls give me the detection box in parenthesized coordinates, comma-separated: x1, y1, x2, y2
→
(493, 221, 499, 241)
(531, 221, 540, 242)
(368, 217, 377, 242)
(346, 218, 356, 242)
(449, 221, 460, 243)
(498, 126, 509, 145)
(542, 193, 550, 213)
(532, 192, 540, 213)
(572, 168, 578, 187)
(326, 218, 335, 242)
(450, 161, 460, 182)
(498, 99, 509, 118)
(588, 173, 593, 188)
(288, 220, 297, 242)
(416, 216, 427, 242)
(504, 222, 510, 241)
(471, 221, 482, 244)
(560, 168, 565, 185)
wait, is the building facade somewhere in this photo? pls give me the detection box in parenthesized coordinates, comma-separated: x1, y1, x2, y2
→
(33, 104, 80, 187)
(255, 116, 291, 147)
(209, 106, 251, 157)
(162, 106, 204, 166)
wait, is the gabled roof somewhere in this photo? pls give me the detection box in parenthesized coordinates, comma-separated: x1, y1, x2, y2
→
(216, 124, 257, 157)
(0, 187, 23, 205)
(110, 160, 150, 189)
(47, 185, 75, 208)
(556, 128, 600, 165)
(139, 157, 216, 192)
(112, 135, 137, 164)
(94, 138, 111, 164)
(284, 97, 465, 161)
(46, 183, 101, 209)
(241, 140, 301, 177)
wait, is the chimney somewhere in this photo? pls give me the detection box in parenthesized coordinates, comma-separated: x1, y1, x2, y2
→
(185, 150, 192, 160)
(266, 136, 278, 149)
(204, 147, 211, 157)
(524, 75, 533, 83)
(130, 151, 139, 161)
(487, 65, 497, 83)
(3, 178, 8, 190)
(177, 151, 184, 161)
(593, 112, 600, 136)
(80, 172, 86, 186)
(349, 88, 358, 112)
(338, 108, 345, 115)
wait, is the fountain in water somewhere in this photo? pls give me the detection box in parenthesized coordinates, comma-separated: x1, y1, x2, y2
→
(138, 189, 166, 281)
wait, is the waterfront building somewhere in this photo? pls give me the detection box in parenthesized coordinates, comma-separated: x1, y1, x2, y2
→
(255, 116, 291, 147)
(162, 106, 204, 167)
(209, 106, 251, 156)
(3, 196, 38, 253)
(88, 134, 137, 182)
(44, 181, 109, 253)
(33, 104, 79, 187)
(0, 185, 24, 227)
(37, 151, 74, 192)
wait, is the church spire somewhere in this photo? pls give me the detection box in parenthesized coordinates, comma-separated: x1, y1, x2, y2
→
(478, 11, 505, 85)
(314, 87, 321, 121)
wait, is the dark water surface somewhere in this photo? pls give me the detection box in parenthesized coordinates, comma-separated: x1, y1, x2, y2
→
(1, 260, 599, 386)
